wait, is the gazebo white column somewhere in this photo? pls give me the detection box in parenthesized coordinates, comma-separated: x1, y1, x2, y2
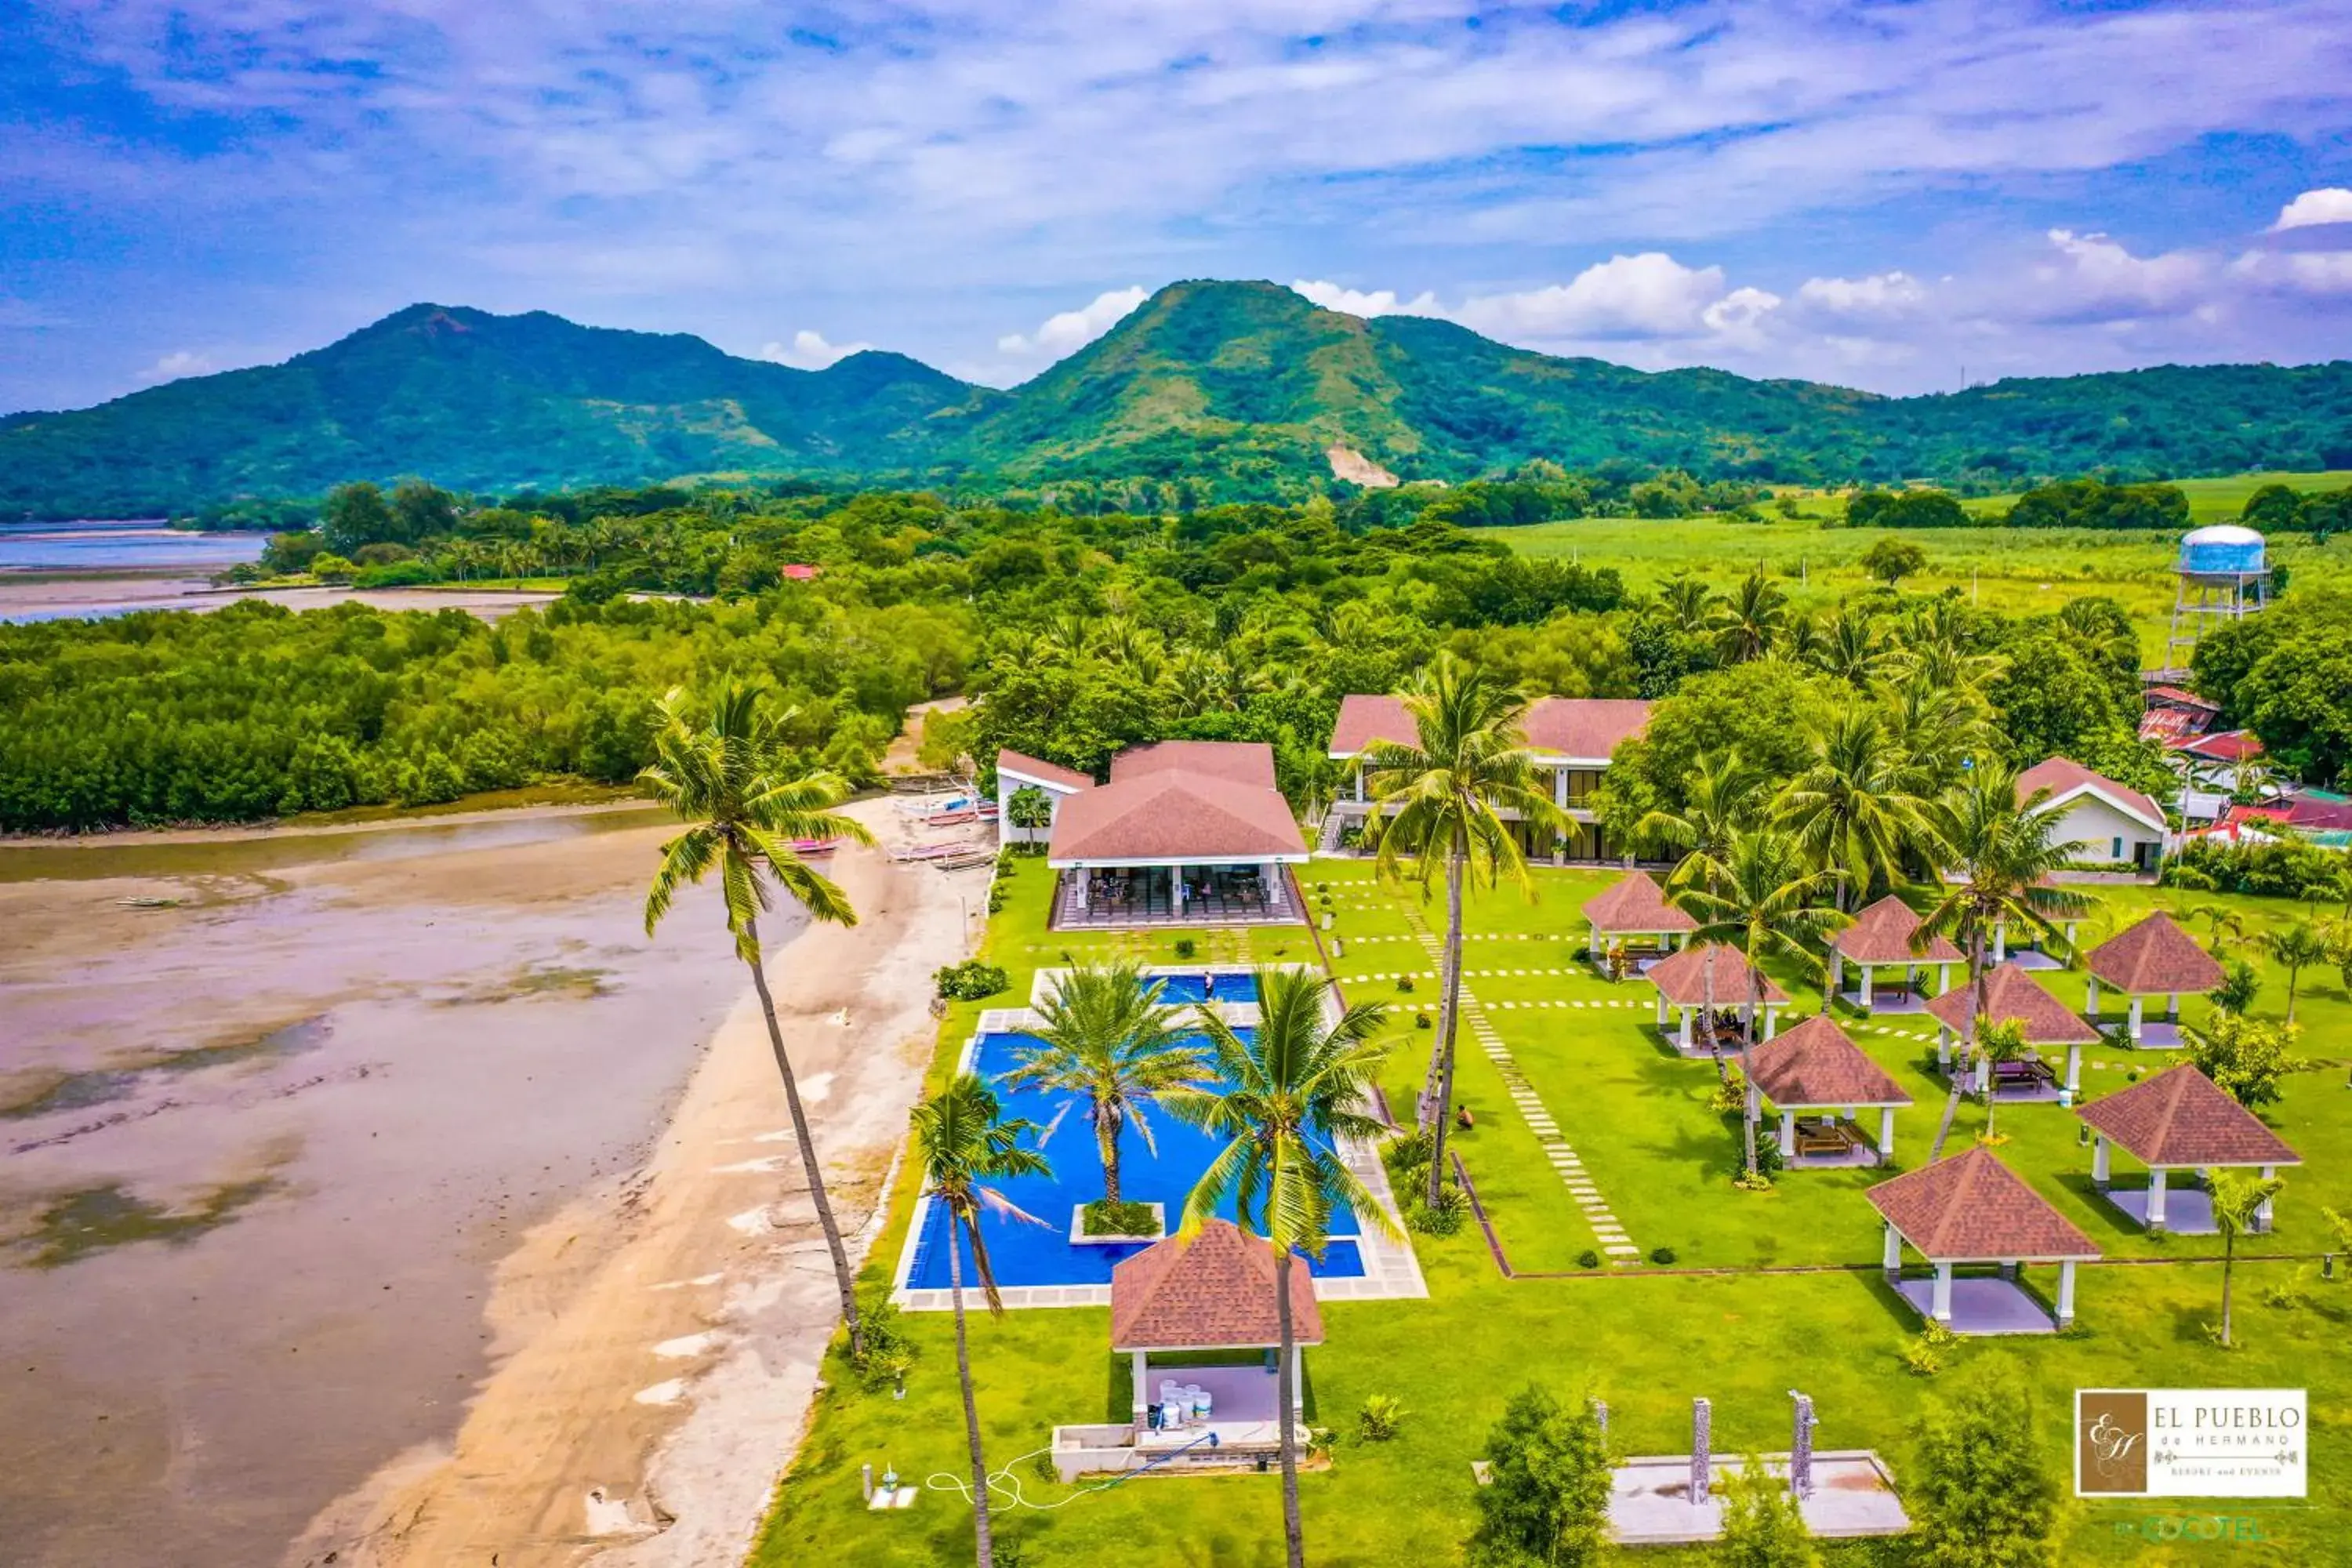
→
(1931, 1261, 1955, 1323)
(1878, 1106, 1896, 1158)
(1778, 1111, 1797, 1158)
(1991, 920, 2007, 962)
(2125, 996, 2143, 1042)
(2091, 1134, 2111, 1186)
(2056, 1259, 2078, 1325)
(2085, 976, 2100, 1018)
(1655, 990, 1669, 1026)
(1828, 951, 1845, 995)
(1130, 1351, 1150, 1425)
(1882, 1221, 1902, 1272)
(1763, 1005, 1781, 1041)
(2165, 991, 2181, 1022)
(1935, 962, 1951, 995)
(1858, 965, 1875, 1011)
(2257, 1166, 2277, 1231)
(2148, 1167, 2170, 1230)
(1936, 1025, 1952, 1069)
(1588, 920, 1601, 958)
(1678, 1005, 1694, 1050)
(2065, 1044, 2082, 1095)
(1290, 1348, 1305, 1415)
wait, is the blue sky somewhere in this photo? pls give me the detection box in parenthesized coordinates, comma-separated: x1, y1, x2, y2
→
(4, 0, 2351, 413)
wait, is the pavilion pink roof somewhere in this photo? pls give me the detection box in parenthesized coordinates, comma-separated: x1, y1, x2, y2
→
(1327, 695, 1650, 761)
(2085, 913, 2224, 996)
(2076, 1064, 2300, 1170)
(1867, 1148, 2100, 1261)
(1832, 895, 1962, 964)
(1925, 964, 2100, 1045)
(1049, 768, 1305, 863)
(1648, 943, 1788, 1007)
(996, 747, 1095, 793)
(2016, 756, 2166, 833)
(1582, 870, 1697, 935)
(1110, 1220, 1324, 1350)
(1748, 1015, 1912, 1109)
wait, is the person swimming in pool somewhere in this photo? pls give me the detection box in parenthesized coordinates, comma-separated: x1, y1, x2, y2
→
(1203, 973, 1216, 999)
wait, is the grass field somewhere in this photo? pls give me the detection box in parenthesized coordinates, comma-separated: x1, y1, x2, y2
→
(749, 855, 2352, 1567)
(1505, 510, 2352, 664)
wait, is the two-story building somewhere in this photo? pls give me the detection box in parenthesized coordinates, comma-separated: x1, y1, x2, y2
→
(1325, 694, 1652, 862)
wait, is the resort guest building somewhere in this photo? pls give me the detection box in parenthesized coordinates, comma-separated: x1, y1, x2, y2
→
(1325, 694, 1652, 862)
(2016, 757, 2169, 874)
(995, 748, 1096, 845)
(1022, 741, 1311, 930)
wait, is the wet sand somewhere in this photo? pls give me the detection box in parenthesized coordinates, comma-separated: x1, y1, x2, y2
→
(321, 804, 988, 1568)
(0, 811, 753, 1565)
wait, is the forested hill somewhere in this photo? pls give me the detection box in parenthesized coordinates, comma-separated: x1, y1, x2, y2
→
(5, 281, 2351, 515)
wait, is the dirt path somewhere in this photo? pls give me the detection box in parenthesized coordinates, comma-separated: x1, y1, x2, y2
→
(308, 803, 989, 1568)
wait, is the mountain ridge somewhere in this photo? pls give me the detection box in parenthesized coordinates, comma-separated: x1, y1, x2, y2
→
(4, 281, 2350, 515)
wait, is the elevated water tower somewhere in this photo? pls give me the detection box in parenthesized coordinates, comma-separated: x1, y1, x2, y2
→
(2163, 524, 2268, 672)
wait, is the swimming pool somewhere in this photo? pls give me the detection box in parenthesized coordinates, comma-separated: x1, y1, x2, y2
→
(902, 1027, 1365, 1291)
(1147, 971, 1258, 1005)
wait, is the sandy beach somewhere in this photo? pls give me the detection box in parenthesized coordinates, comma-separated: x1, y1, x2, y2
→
(304, 799, 988, 1568)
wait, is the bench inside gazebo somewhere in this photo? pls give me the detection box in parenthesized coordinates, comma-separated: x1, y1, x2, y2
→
(1926, 963, 2100, 1100)
(1867, 1148, 2100, 1334)
(2082, 912, 2225, 1049)
(2077, 1063, 2301, 1235)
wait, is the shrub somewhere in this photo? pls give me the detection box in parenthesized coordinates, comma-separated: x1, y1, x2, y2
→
(1901, 1323, 1956, 1377)
(1382, 1127, 1434, 1173)
(934, 960, 1009, 1001)
(1396, 975, 1416, 993)
(1357, 1392, 1408, 1443)
(1577, 1248, 1602, 1270)
(848, 1296, 919, 1392)
(1415, 1011, 1432, 1029)
(2165, 839, 2347, 901)
(1081, 1200, 1159, 1237)
(1649, 1246, 1677, 1266)
(1709, 1065, 1749, 1114)
(1407, 1185, 1470, 1236)
(985, 884, 1007, 914)
(1173, 937, 1196, 960)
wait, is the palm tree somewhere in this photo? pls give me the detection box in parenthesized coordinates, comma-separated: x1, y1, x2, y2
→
(1168, 969, 1395, 1568)
(1637, 750, 1763, 898)
(1813, 605, 1886, 687)
(911, 1075, 1051, 1568)
(1360, 655, 1566, 1204)
(1711, 570, 1791, 663)
(1004, 964, 1206, 1207)
(1880, 673, 1996, 797)
(1657, 572, 1720, 631)
(2211, 1169, 2285, 1348)
(1675, 829, 1847, 1178)
(1974, 1019, 2027, 1142)
(1773, 710, 1941, 909)
(1914, 763, 2085, 1160)
(2261, 923, 2327, 1024)
(641, 678, 880, 1355)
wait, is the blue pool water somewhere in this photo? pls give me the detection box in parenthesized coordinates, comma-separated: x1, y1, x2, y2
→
(905, 1028, 1364, 1290)
(1149, 971, 1258, 1005)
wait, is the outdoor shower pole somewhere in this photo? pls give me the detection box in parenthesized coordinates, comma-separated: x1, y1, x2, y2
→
(1691, 1397, 1711, 1504)
(1789, 1391, 1816, 1498)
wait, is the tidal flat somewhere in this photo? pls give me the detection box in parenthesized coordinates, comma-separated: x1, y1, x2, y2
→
(0, 808, 751, 1567)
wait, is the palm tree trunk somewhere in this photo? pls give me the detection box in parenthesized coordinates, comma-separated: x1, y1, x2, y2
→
(948, 1216, 996, 1568)
(1739, 953, 1762, 1179)
(1426, 833, 1468, 1207)
(1928, 927, 1986, 1161)
(1275, 1247, 1306, 1568)
(2286, 971, 2300, 1025)
(1099, 1111, 1122, 1207)
(743, 915, 865, 1359)
(2221, 1228, 2236, 1348)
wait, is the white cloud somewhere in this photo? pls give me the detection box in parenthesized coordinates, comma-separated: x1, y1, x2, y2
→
(757, 328, 872, 369)
(2271, 187, 2352, 231)
(2230, 249, 2352, 296)
(1794, 271, 1929, 321)
(1454, 253, 1736, 341)
(136, 350, 216, 383)
(996, 286, 1149, 358)
(1290, 279, 1439, 318)
(2026, 229, 2210, 322)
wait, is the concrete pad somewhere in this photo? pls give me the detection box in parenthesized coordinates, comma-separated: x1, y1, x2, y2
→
(1892, 1275, 2061, 1334)
(1608, 1452, 1910, 1545)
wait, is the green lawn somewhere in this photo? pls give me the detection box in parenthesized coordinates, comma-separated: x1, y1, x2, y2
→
(749, 856, 2352, 1567)
(1502, 510, 2352, 664)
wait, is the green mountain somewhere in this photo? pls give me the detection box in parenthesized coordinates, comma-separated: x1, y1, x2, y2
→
(0, 304, 996, 517)
(5, 281, 2350, 516)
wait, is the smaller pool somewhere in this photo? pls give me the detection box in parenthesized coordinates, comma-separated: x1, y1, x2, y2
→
(1148, 971, 1257, 1005)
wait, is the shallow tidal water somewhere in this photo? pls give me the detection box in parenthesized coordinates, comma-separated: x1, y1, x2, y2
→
(0, 810, 753, 1566)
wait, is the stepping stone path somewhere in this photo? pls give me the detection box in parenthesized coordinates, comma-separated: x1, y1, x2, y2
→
(1404, 913, 1641, 1265)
